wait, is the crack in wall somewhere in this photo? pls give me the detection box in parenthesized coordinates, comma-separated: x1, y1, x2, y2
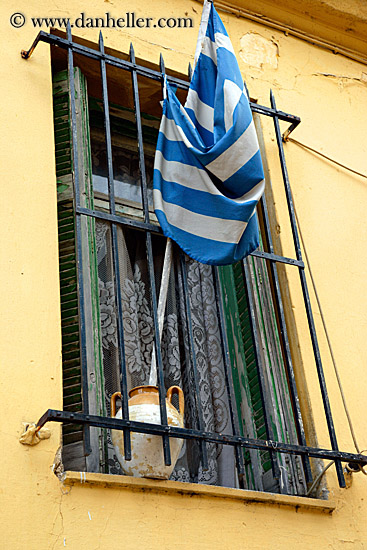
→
(313, 72, 367, 84)
(50, 486, 70, 550)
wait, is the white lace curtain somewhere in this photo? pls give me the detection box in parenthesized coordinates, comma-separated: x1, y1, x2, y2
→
(96, 220, 237, 487)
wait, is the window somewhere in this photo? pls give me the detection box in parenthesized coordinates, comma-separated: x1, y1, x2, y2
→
(26, 27, 365, 495)
(55, 64, 306, 492)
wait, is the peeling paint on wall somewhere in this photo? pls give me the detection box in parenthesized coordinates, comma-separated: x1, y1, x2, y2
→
(239, 32, 279, 69)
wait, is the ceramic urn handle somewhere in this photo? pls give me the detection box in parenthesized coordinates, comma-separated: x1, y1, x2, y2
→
(111, 392, 122, 417)
(166, 386, 184, 417)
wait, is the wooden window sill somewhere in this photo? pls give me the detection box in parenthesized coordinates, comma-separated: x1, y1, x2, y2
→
(64, 471, 335, 514)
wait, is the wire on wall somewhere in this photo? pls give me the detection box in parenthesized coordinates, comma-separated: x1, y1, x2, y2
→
(286, 137, 367, 180)
(286, 144, 367, 493)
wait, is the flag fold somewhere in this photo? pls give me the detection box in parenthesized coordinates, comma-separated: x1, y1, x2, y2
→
(153, 0, 264, 265)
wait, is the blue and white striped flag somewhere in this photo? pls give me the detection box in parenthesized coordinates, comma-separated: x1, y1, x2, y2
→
(153, 0, 265, 265)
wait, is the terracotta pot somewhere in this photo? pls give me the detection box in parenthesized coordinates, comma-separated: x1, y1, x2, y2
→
(111, 385, 184, 479)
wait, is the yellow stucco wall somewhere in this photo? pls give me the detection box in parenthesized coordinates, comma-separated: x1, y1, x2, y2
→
(1, 0, 367, 548)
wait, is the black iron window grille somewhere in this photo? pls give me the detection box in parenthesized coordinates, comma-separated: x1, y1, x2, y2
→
(22, 26, 367, 493)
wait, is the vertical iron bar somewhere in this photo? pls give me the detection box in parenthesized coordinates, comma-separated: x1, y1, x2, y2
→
(270, 90, 345, 488)
(130, 44, 171, 466)
(130, 43, 151, 224)
(188, 62, 193, 81)
(181, 58, 209, 469)
(99, 32, 131, 461)
(213, 266, 246, 486)
(145, 233, 172, 466)
(242, 257, 281, 480)
(66, 22, 91, 456)
(99, 32, 116, 217)
(260, 193, 313, 484)
(243, 81, 250, 101)
(179, 252, 209, 471)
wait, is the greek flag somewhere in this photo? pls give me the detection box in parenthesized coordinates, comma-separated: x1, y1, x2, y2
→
(153, 0, 265, 265)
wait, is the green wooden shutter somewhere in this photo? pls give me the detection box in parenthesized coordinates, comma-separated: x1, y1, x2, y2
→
(219, 237, 306, 494)
(54, 70, 82, 452)
(53, 69, 105, 472)
(219, 263, 265, 491)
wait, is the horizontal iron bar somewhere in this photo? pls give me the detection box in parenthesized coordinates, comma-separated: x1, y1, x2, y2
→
(22, 31, 301, 128)
(22, 31, 190, 89)
(77, 208, 303, 266)
(37, 409, 367, 466)
(250, 103, 301, 126)
(76, 206, 161, 234)
(250, 250, 304, 267)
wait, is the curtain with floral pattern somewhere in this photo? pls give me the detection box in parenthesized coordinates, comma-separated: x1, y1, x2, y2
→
(95, 220, 237, 488)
